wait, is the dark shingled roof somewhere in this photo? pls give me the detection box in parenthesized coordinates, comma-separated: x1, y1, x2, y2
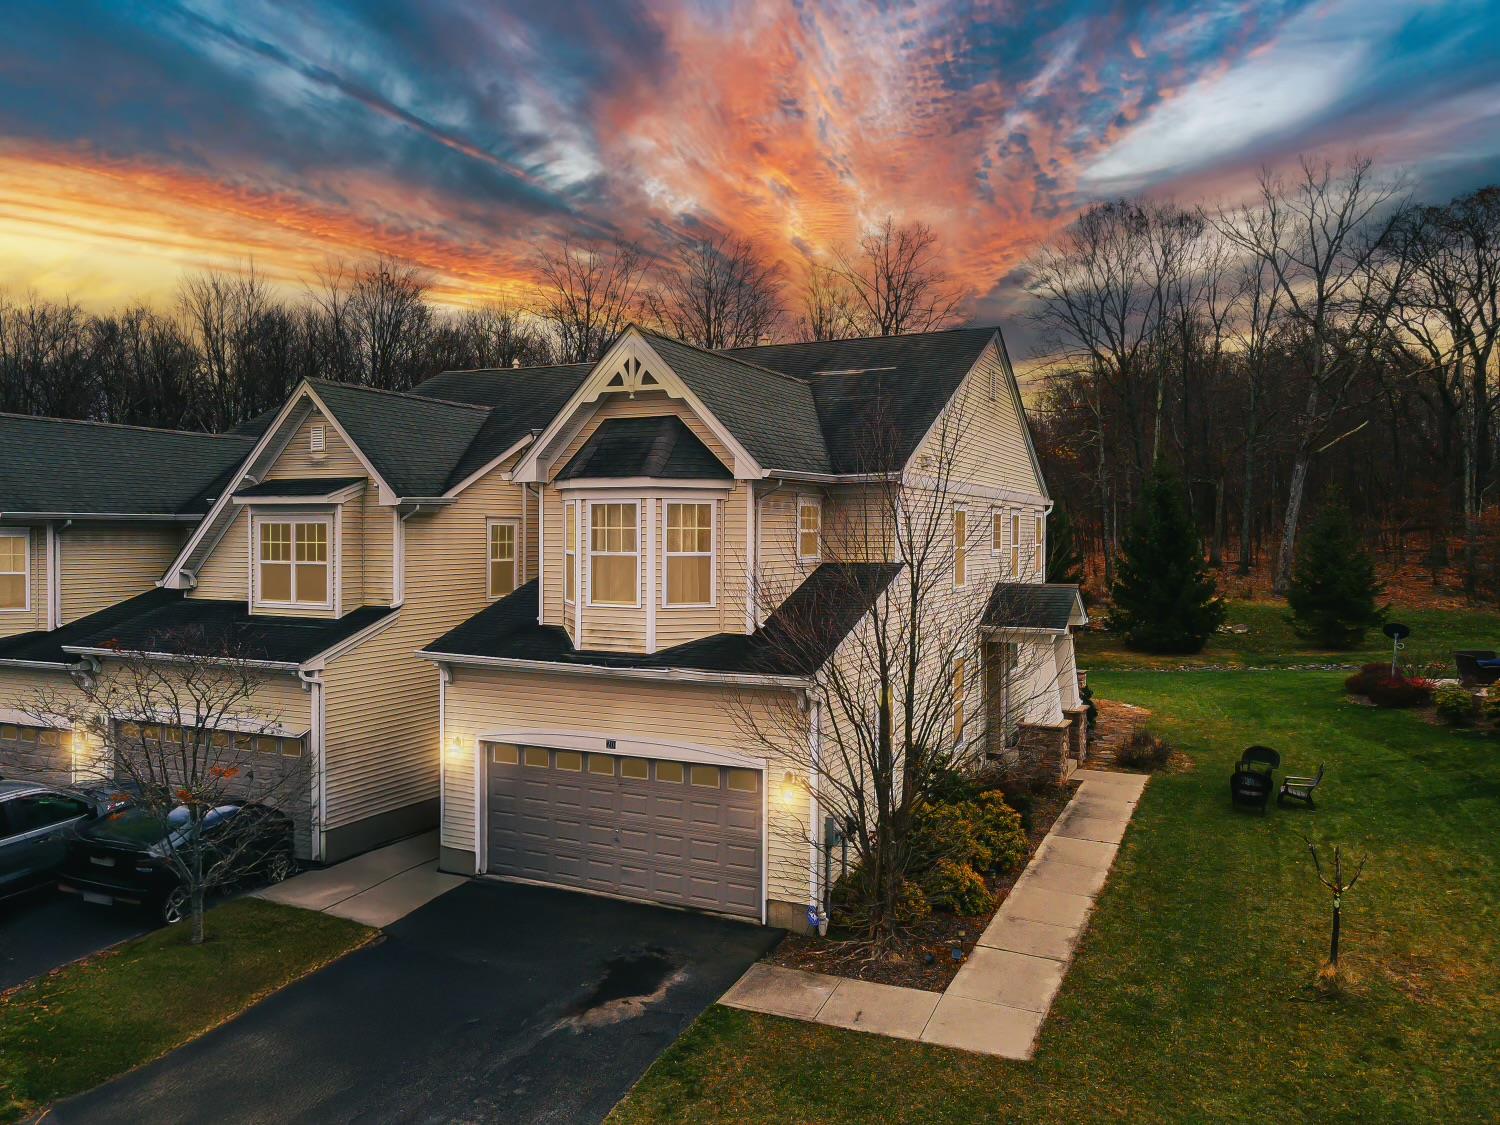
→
(0, 588, 179, 667)
(557, 416, 730, 481)
(423, 563, 900, 677)
(0, 414, 257, 517)
(233, 477, 365, 499)
(982, 583, 1086, 632)
(726, 326, 1001, 474)
(408, 362, 594, 487)
(59, 593, 394, 667)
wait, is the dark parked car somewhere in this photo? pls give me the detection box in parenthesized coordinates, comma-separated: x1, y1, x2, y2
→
(60, 801, 296, 925)
(0, 779, 139, 902)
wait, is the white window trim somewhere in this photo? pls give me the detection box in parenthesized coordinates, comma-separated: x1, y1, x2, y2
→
(953, 504, 968, 590)
(797, 496, 822, 563)
(585, 499, 642, 609)
(250, 512, 335, 612)
(485, 517, 520, 600)
(0, 529, 30, 613)
(661, 499, 717, 609)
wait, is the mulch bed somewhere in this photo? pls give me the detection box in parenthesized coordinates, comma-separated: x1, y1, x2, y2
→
(764, 781, 1079, 993)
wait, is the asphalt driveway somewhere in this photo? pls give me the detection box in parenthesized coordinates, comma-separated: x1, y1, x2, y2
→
(52, 879, 781, 1124)
(0, 888, 148, 991)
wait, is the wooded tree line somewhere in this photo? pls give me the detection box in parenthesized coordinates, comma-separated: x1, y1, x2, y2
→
(1027, 156, 1500, 597)
(0, 217, 959, 434)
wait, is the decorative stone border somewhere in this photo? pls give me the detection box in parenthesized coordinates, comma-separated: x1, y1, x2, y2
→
(719, 769, 1149, 1058)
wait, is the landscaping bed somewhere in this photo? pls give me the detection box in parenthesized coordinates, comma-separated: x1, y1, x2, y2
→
(0, 897, 375, 1122)
(764, 780, 1077, 993)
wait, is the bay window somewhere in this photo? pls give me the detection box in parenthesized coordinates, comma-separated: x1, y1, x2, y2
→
(256, 518, 330, 608)
(589, 502, 638, 606)
(664, 502, 713, 606)
(564, 501, 577, 602)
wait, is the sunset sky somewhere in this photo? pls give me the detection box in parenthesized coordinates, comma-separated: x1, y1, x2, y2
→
(2, 0, 1498, 331)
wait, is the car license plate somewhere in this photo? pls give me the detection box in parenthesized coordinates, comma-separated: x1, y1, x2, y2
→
(81, 891, 113, 905)
(90, 855, 115, 867)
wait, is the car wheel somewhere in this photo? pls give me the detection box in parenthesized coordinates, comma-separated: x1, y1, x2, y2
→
(160, 885, 189, 926)
(265, 851, 295, 884)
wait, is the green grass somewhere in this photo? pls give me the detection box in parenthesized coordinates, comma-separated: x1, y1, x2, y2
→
(610, 671, 1500, 1123)
(0, 898, 374, 1121)
(1075, 599, 1500, 671)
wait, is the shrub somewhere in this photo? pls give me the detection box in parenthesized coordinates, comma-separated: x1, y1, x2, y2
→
(1364, 674, 1434, 709)
(1481, 693, 1500, 729)
(1434, 684, 1477, 726)
(921, 859, 995, 916)
(830, 867, 931, 926)
(926, 765, 981, 806)
(1116, 728, 1173, 771)
(910, 801, 988, 872)
(971, 791, 1029, 874)
(1343, 663, 1390, 696)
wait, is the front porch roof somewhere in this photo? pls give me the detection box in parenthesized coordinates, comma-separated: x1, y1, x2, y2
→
(58, 592, 394, 668)
(422, 563, 901, 679)
(982, 582, 1088, 634)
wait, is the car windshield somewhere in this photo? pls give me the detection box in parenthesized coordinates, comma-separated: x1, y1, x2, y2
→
(85, 803, 235, 847)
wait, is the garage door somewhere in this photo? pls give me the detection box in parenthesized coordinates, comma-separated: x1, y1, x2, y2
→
(484, 744, 762, 920)
(0, 722, 71, 785)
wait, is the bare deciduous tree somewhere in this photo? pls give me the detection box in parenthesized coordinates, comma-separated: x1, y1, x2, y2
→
(831, 217, 964, 337)
(533, 238, 650, 363)
(646, 234, 784, 348)
(27, 631, 306, 944)
(794, 264, 863, 342)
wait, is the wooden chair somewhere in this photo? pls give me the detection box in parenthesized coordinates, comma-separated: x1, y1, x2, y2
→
(1279, 764, 1325, 809)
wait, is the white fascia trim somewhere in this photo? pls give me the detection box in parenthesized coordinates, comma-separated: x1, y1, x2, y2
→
(2, 512, 203, 522)
(471, 729, 768, 770)
(60, 645, 300, 672)
(161, 394, 316, 589)
(0, 658, 73, 671)
(513, 330, 763, 482)
(555, 478, 735, 494)
(417, 649, 810, 690)
(442, 434, 536, 497)
(981, 625, 1070, 638)
(231, 482, 366, 506)
(298, 608, 402, 672)
(765, 471, 896, 484)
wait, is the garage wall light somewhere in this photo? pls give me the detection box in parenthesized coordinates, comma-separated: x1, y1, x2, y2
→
(779, 770, 803, 806)
(447, 735, 467, 763)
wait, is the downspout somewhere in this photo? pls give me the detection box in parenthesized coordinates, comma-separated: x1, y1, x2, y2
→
(46, 520, 69, 630)
(806, 692, 827, 935)
(298, 667, 326, 862)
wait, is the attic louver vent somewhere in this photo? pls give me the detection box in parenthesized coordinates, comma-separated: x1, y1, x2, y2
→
(310, 424, 325, 456)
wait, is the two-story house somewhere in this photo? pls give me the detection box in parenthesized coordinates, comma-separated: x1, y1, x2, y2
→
(419, 327, 1086, 930)
(0, 415, 256, 782)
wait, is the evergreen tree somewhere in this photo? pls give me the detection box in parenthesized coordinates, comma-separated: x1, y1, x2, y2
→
(1046, 504, 1085, 586)
(1109, 464, 1225, 653)
(1287, 494, 1387, 648)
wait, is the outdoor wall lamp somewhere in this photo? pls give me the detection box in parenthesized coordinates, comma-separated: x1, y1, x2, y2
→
(779, 770, 803, 806)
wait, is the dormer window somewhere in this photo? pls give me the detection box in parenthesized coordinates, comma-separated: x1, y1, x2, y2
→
(254, 517, 330, 609)
(0, 530, 27, 610)
(664, 502, 713, 607)
(588, 502, 638, 607)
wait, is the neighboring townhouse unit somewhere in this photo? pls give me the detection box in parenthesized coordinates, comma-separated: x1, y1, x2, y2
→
(0, 415, 256, 784)
(420, 326, 1086, 931)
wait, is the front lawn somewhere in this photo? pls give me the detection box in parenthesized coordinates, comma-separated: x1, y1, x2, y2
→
(1075, 599, 1500, 672)
(610, 671, 1500, 1123)
(0, 898, 374, 1121)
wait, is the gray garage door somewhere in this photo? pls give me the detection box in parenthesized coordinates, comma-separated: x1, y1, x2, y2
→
(0, 722, 72, 785)
(484, 744, 762, 920)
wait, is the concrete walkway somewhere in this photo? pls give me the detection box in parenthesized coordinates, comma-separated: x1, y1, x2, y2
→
(720, 769, 1149, 1059)
(253, 830, 464, 927)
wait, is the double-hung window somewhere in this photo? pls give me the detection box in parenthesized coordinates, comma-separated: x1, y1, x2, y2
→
(564, 501, 577, 602)
(798, 499, 821, 562)
(664, 502, 713, 606)
(952, 658, 967, 743)
(0, 531, 27, 610)
(1009, 513, 1021, 578)
(1034, 514, 1045, 579)
(256, 518, 330, 607)
(589, 502, 638, 606)
(488, 520, 517, 598)
(953, 506, 967, 588)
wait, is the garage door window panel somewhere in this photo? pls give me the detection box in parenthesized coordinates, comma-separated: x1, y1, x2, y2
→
(524, 747, 549, 768)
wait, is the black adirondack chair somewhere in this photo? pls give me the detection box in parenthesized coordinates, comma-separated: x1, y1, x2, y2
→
(1230, 746, 1279, 812)
(1279, 764, 1325, 808)
(1238, 745, 1281, 773)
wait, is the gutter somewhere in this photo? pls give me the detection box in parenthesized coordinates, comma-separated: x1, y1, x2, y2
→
(416, 648, 811, 690)
(765, 471, 898, 485)
(59, 644, 301, 672)
(1, 512, 203, 522)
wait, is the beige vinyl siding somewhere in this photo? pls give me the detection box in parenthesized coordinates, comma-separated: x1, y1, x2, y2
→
(264, 408, 366, 480)
(190, 507, 248, 601)
(59, 524, 185, 624)
(320, 465, 525, 833)
(364, 498, 395, 605)
(0, 527, 46, 637)
(439, 667, 813, 905)
(541, 485, 568, 633)
(910, 341, 1045, 497)
(338, 489, 365, 610)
